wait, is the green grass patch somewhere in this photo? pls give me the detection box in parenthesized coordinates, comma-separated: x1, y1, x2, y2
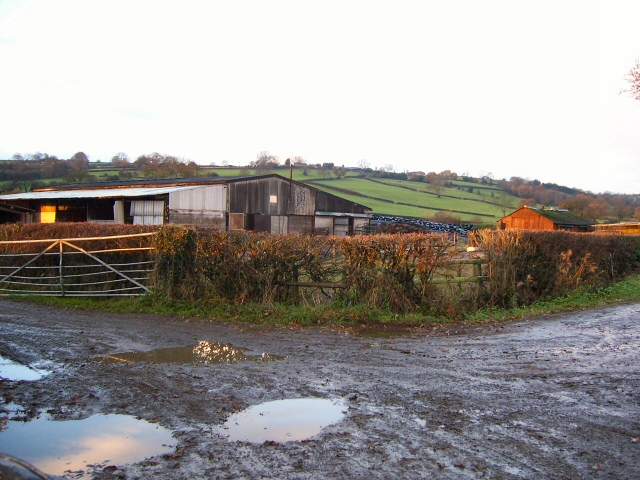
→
(305, 177, 506, 219)
(12, 274, 640, 328)
(464, 274, 640, 323)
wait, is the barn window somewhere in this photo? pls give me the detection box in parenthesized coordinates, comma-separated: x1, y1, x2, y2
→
(270, 195, 278, 204)
(40, 205, 56, 223)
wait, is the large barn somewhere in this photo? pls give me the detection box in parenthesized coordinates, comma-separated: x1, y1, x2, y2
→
(0, 174, 371, 236)
(498, 206, 592, 232)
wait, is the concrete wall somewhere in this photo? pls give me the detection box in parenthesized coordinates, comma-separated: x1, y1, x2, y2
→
(315, 216, 334, 235)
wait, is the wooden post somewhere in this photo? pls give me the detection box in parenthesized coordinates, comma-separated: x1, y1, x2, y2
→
(59, 241, 65, 297)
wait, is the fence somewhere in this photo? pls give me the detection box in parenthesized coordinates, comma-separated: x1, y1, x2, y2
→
(0, 233, 155, 297)
(279, 257, 489, 290)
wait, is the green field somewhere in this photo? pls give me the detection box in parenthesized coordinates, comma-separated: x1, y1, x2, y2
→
(302, 177, 518, 221)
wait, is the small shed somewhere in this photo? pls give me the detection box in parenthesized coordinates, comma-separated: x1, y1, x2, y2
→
(498, 206, 592, 232)
(0, 174, 372, 236)
(592, 222, 640, 235)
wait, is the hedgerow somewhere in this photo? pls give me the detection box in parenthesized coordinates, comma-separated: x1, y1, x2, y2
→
(471, 230, 640, 308)
(153, 228, 464, 314)
(1, 223, 639, 317)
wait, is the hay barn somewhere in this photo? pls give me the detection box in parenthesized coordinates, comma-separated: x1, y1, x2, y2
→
(0, 174, 371, 236)
(498, 206, 592, 232)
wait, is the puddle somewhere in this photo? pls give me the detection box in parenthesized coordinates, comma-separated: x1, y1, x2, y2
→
(351, 325, 414, 338)
(0, 355, 50, 381)
(105, 340, 284, 364)
(0, 411, 175, 478)
(215, 398, 346, 443)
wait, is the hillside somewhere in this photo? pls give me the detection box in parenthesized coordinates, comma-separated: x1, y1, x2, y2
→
(1, 159, 638, 224)
(300, 177, 515, 223)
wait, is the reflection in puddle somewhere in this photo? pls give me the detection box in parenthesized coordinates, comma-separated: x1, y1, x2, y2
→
(216, 398, 346, 443)
(105, 340, 284, 364)
(0, 355, 50, 381)
(0, 411, 175, 478)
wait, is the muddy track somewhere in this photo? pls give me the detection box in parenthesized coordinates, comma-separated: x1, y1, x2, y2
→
(1, 300, 639, 479)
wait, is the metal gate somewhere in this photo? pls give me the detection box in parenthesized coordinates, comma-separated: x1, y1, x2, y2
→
(0, 233, 155, 297)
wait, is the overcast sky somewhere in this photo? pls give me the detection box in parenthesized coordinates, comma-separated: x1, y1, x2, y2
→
(1, 0, 639, 194)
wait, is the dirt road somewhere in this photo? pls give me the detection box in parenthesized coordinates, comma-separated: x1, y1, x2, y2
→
(1, 299, 639, 479)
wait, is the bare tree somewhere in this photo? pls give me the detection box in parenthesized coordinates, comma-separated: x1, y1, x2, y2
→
(111, 152, 130, 167)
(357, 159, 370, 170)
(622, 58, 640, 102)
(253, 151, 278, 174)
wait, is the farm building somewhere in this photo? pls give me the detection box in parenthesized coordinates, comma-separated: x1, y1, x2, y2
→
(498, 206, 592, 232)
(592, 222, 640, 235)
(0, 174, 371, 236)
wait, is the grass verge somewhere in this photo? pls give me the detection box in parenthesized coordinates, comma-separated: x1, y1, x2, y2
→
(8, 274, 640, 328)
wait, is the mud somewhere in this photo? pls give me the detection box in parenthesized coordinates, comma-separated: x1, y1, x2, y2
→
(0, 299, 639, 479)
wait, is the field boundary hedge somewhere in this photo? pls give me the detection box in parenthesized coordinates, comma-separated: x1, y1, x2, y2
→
(1, 224, 638, 317)
(154, 226, 640, 316)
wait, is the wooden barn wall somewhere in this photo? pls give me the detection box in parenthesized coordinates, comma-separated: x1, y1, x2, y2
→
(271, 215, 288, 234)
(288, 215, 313, 233)
(228, 213, 246, 230)
(594, 224, 640, 235)
(229, 177, 367, 216)
(502, 210, 554, 230)
(288, 183, 315, 215)
(253, 214, 271, 232)
(229, 178, 290, 216)
(334, 217, 350, 237)
(314, 190, 368, 214)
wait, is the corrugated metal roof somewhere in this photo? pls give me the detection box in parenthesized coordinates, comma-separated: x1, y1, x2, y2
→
(316, 212, 371, 218)
(0, 202, 35, 213)
(33, 175, 272, 191)
(0, 186, 198, 200)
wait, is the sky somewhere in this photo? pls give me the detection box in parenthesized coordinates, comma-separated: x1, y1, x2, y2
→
(1, 0, 639, 194)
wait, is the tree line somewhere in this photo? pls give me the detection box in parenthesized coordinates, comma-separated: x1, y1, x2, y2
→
(0, 151, 199, 193)
(2, 150, 639, 222)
